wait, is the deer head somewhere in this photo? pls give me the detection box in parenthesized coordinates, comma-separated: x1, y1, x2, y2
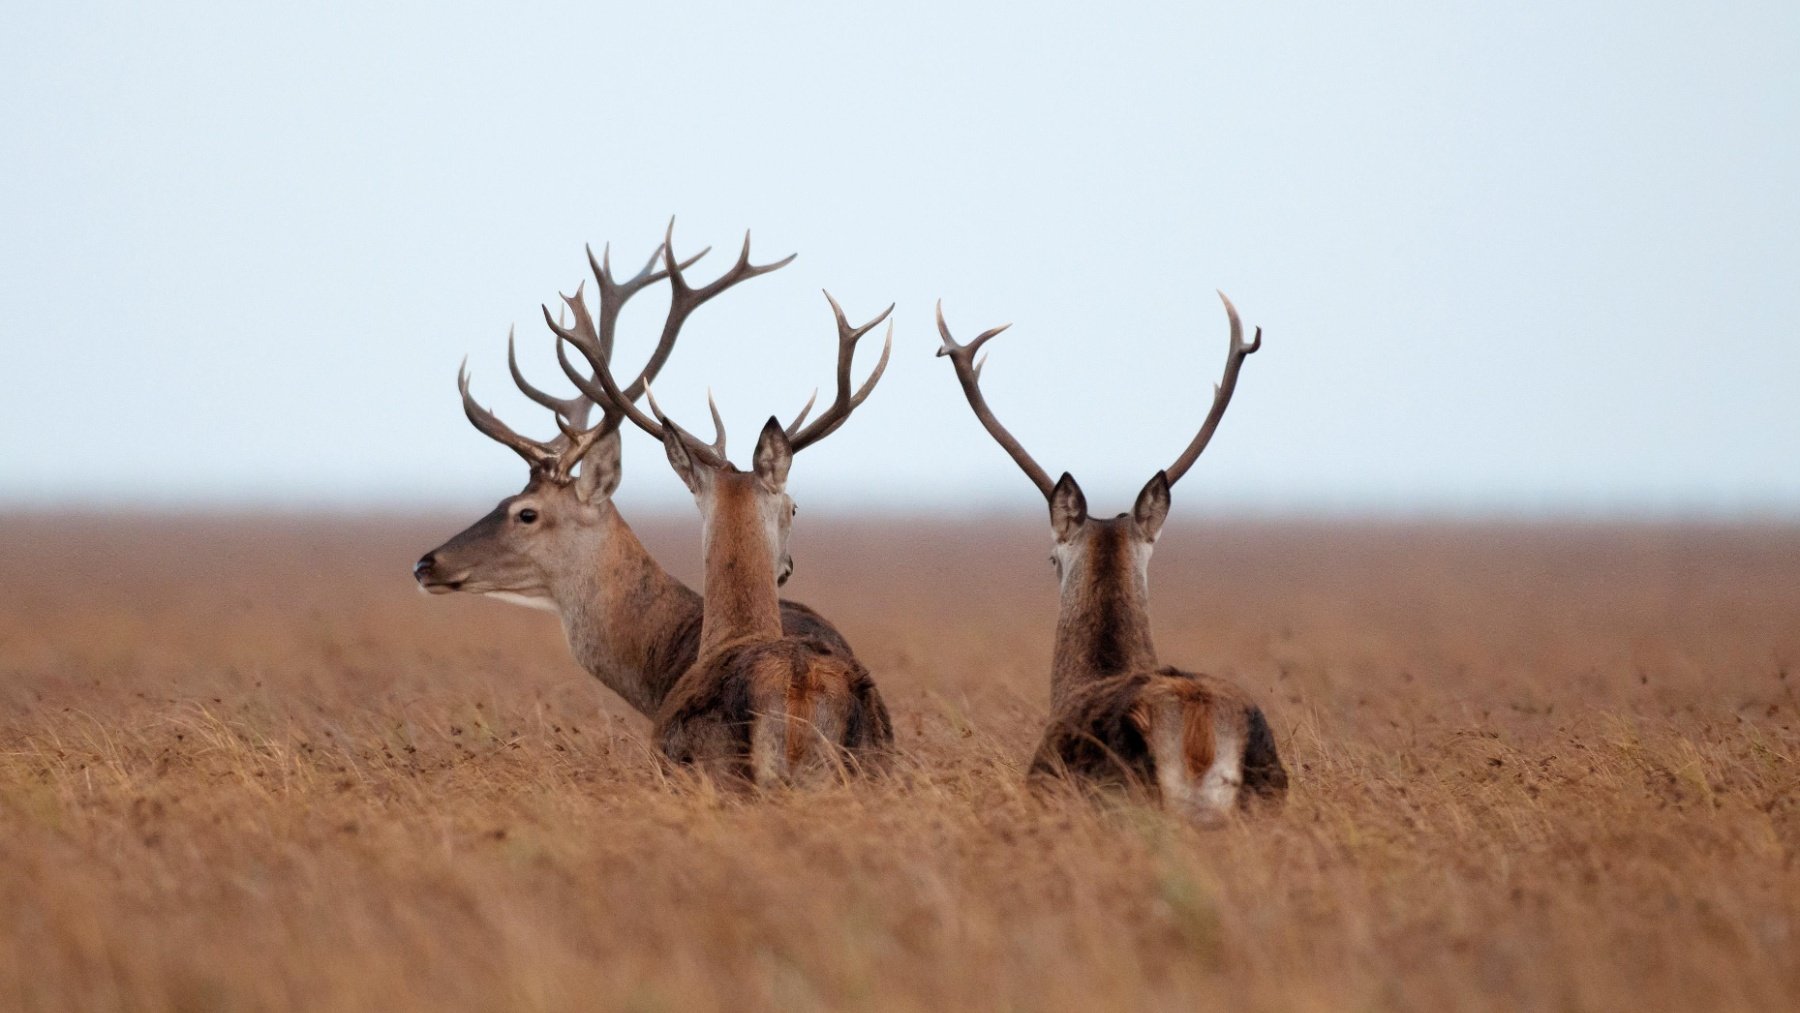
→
(413, 229, 794, 608)
(934, 292, 1261, 599)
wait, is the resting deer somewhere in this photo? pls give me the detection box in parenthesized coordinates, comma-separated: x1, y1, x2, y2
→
(413, 232, 858, 724)
(572, 237, 894, 785)
(935, 293, 1287, 825)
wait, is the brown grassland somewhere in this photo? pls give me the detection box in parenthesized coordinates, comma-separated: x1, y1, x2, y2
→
(1, 513, 1797, 1011)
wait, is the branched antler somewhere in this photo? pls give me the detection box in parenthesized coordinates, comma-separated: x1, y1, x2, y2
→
(457, 228, 713, 479)
(544, 230, 713, 429)
(554, 222, 795, 467)
(783, 291, 893, 451)
(934, 300, 1054, 498)
(464, 337, 615, 476)
(577, 234, 889, 469)
(1164, 291, 1261, 486)
(459, 357, 556, 468)
(508, 323, 590, 429)
(559, 221, 796, 468)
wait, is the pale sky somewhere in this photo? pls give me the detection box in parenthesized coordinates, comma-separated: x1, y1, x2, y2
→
(3, 3, 1796, 516)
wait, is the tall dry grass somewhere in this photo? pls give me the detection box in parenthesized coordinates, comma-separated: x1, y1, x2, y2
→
(1, 514, 1796, 1011)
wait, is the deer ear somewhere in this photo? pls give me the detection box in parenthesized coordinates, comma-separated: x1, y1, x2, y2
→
(1133, 471, 1171, 542)
(573, 428, 622, 503)
(1049, 472, 1087, 542)
(661, 422, 709, 495)
(752, 416, 792, 492)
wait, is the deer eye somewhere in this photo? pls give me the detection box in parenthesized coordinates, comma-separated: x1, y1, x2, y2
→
(516, 508, 539, 524)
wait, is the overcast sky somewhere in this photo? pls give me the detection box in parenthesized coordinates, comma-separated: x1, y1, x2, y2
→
(4, 3, 1796, 517)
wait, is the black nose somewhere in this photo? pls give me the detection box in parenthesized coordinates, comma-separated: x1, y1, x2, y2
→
(413, 554, 435, 580)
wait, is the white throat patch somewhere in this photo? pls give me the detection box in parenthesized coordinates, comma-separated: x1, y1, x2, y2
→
(483, 591, 562, 616)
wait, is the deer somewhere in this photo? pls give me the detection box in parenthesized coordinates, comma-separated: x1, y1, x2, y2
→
(566, 234, 895, 786)
(412, 230, 865, 734)
(934, 292, 1287, 825)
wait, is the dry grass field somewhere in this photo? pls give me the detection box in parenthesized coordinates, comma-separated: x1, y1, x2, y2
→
(1, 513, 1796, 1011)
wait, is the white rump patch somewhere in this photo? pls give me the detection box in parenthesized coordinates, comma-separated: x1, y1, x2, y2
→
(1147, 698, 1243, 828)
(1197, 719, 1245, 817)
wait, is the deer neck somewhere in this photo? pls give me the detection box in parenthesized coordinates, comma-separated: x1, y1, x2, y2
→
(697, 481, 784, 655)
(1049, 527, 1159, 706)
(549, 505, 702, 714)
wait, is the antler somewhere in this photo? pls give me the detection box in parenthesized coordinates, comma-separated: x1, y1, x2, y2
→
(554, 219, 792, 427)
(562, 231, 718, 405)
(508, 323, 591, 430)
(463, 309, 617, 475)
(527, 242, 699, 434)
(628, 289, 891, 465)
(782, 291, 893, 451)
(934, 300, 1055, 498)
(459, 232, 709, 477)
(564, 220, 795, 468)
(459, 357, 556, 468)
(542, 234, 712, 430)
(1164, 291, 1261, 487)
(641, 385, 731, 463)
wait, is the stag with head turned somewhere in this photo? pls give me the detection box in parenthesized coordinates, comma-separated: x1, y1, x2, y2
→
(572, 230, 895, 785)
(934, 292, 1287, 824)
(413, 227, 863, 727)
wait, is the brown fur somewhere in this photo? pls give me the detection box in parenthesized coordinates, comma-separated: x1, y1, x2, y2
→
(695, 482, 787, 656)
(1030, 667, 1283, 810)
(1033, 515, 1287, 816)
(646, 593, 851, 710)
(661, 469, 893, 785)
(1174, 683, 1218, 780)
(1049, 525, 1157, 703)
(581, 506, 856, 712)
(654, 634, 891, 783)
(783, 672, 810, 770)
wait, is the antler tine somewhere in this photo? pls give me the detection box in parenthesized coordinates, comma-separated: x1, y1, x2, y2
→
(504, 294, 597, 454)
(705, 387, 728, 458)
(850, 321, 893, 404)
(548, 333, 629, 438)
(458, 357, 555, 467)
(545, 304, 635, 446)
(785, 292, 895, 452)
(506, 325, 592, 433)
(545, 287, 603, 358)
(637, 381, 731, 470)
(548, 402, 610, 479)
(783, 387, 820, 438)
(661, 217, 797, 318)
(797, 319, 892, 446)
(641, 383, 727, 458)
(553, 323, 602, 402)
(587, 239, 710, 363)
(590, 237, 711, 297)
(784, 294, 862, 439)
(934, 300, 1055, 498)
(1164, 291, 1263, 487)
